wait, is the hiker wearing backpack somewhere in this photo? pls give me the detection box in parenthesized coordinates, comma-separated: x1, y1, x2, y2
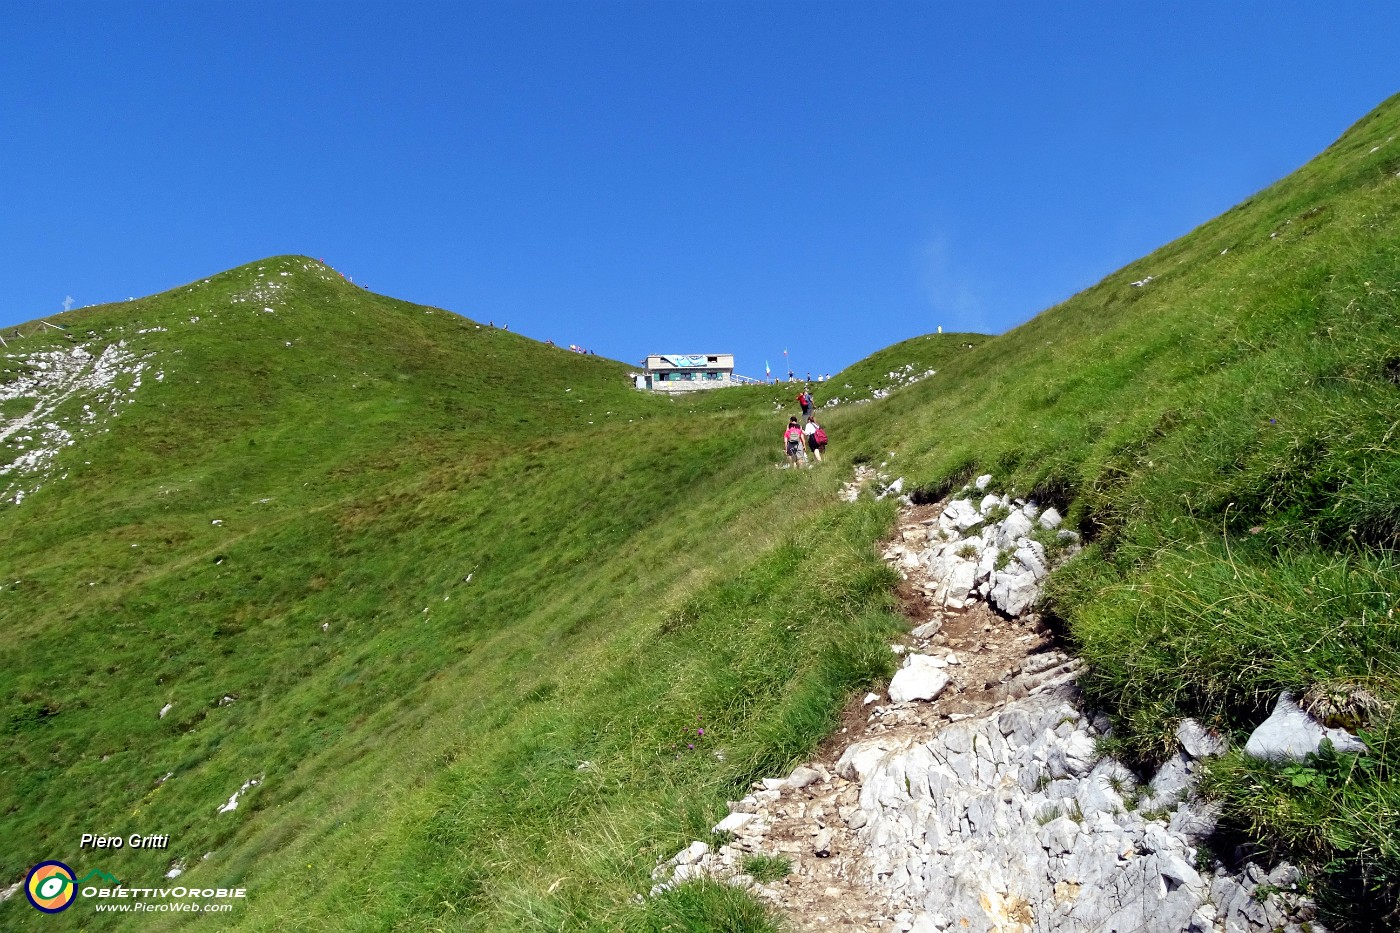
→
(782, 416, 806, 468)
(804, 416, 827, 463)
(797, 388, 813, 418)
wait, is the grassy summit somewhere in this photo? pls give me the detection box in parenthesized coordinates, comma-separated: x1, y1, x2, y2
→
(3, 92, 1400, 930)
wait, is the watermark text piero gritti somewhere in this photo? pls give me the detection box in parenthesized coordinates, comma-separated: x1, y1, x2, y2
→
(80, 832, 170, 849)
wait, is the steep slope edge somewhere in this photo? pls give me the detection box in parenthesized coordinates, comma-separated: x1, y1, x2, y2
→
(827, 93, 1400, 928)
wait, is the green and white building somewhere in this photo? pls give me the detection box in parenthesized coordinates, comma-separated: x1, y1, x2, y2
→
(635, 353, 739, 392)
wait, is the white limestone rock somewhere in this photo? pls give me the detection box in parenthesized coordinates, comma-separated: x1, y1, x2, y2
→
(940, 499, 984, 532)
(713, 812, 754, 834)
(672, 841, 709, 865)
(1141, 751, 1198, 811)
(1177, 718, 1229, 759)
(1013, 540, 1049, 580)
(910, 618, 942, 640)
(808, 687, 1316, 933)
(996, 510, 1034, 548)
(990, 569, 1039, 617)
(785, 765, 822, 790)
(1245, 692, 1367, 762)
(940, 560, 977, 609)
(835, 740, 892, 781)
(888, 654, 951, 704)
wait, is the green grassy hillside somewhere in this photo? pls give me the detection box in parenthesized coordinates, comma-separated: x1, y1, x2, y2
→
(0, 259, 901, 930)
(5, 90, 1400, 931)
(821, 331, 990, 407)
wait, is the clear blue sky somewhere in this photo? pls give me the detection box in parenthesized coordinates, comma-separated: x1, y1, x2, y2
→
(3, 3, 1397, 379)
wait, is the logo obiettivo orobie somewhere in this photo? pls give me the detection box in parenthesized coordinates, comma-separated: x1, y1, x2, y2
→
(26, 861, 78, 913)
(26, 861, 123, 914)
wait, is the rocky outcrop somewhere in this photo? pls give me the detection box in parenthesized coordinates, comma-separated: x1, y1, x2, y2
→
(648, 479, 1330, 932)
(881, 488, 1079, 620)
(651, 687, 1321, 932)
(0, 340, 154, 505)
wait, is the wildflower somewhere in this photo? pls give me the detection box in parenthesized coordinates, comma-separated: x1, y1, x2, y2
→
(687, 743, 694, 750)
(697, 728, 705, 736)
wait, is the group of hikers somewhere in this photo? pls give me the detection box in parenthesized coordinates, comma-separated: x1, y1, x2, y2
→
(782, 387, 828, 468)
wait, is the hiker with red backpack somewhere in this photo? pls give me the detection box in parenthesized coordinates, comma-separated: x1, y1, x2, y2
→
(804, 416, 827, 463)
(797, 387, 813, 418)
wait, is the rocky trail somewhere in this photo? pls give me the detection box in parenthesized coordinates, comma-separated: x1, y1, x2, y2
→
(650, 478, 1333, 933)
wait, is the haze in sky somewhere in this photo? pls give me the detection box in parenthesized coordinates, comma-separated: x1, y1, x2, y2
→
(3, 2, 1398, 379)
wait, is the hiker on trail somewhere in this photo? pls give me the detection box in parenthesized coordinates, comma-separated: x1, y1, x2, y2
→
(797, 388, 813, 418)
(804, 416, 827, 463)
(783, 417, 806, 468)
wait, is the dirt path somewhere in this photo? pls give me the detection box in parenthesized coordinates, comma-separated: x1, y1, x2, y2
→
(649, 490, 1323, 933)
(740, 502, 1071, 930)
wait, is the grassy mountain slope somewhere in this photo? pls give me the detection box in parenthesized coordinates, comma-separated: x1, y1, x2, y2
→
(0, 260, 901, 930)
(821, 331, 990, 407)
(827, 93, 1400, 923)
(5, 90, 1400, 931)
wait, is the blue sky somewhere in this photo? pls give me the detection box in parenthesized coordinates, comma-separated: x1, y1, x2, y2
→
(3, 3, 1397, 379)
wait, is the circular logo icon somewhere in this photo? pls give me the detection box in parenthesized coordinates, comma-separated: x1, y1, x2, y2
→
(26, 861, 77, 913)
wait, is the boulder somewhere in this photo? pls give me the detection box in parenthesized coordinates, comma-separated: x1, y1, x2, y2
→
(888, 655, 951, 704)
(974, 474, 993, 490)
(786, 766, 822, 790)
(941, 499, 984, 532)
(875, 477, 905, 501)
(672, 841, 709, 865)
(713, 812, 754, 833)
(1177, 718, 1228, 759)
(835, 740, 891, 781)
(1013, 541, 1049, 580)
(997, 510, 1034, 549)
(941, 561, 977, 609)
(1141, 751, 1197, 810)
(975, 545, 998, 583)
(911, 618, 943, 640)
(990, 570, 1039, 617)
(1038, 507, 1063, 529)
(1244, 692, 1367, 762)
(1169, 799, 1221, 843)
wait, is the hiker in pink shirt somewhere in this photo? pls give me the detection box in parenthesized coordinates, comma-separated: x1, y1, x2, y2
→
(783, 416, 805, 468)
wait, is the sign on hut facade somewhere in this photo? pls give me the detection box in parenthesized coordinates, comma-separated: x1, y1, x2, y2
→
(633, 353, 738, 392)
